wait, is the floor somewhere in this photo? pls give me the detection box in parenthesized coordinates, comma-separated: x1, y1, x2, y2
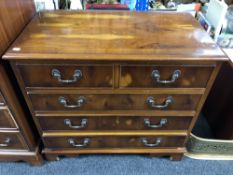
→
(0, 155, 232, 175)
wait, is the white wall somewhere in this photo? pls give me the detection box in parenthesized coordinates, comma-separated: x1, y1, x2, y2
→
(34, 0, 82, 11)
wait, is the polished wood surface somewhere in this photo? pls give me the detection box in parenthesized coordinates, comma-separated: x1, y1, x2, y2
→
(0, 107, 18, 129)
(0, 63, 37, 150)
(0, 0, 35, 56)
(0, 0, 42, 165)
(17, 64, 113, 88)
(4, 11, 227, 161)
(0, 132, 28, 150)
(120, 65, 214, 88)
(3, 11, 228, 61)
(0, 146, 42, 165)
(43, 147, 186, 160)
(223, 49, 233, 65)
(0, 92, 6, 105)
(43, 136, 186, 149)
(42, 130, 187, 137)
(38, 115, 192, 131)
(0, 64, 42, 165)
(30, 93, 201, 111)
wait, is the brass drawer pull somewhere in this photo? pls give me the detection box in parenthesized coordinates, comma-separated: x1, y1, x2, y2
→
(152, 70, 181, 84)
(144, 118, 167, 128)
(141, 137, 161, 147)
(68, 138, 90, 147)
(0, 138, 11, 147)
(64, 118, 88, 129)
(146, 96, 173, 109)
(52, 69, 82, 83)
(59, 96, 85, 108)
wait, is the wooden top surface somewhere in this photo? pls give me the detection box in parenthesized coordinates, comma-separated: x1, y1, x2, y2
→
(3, 11, 228, 61)
(223, 49, 233, 67)
(0, 0, 35, 57)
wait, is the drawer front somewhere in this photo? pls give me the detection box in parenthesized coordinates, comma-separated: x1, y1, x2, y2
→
(0, 132, 28, 150)
(38, 116, 192, 131)
(120, 65, 214, 88)
(30, 94, 201, 112)
(17, 64, 113, 88)
(0, 107, 18, 129)
(43, 136, 185, 149)
(0, 92, 5, 106)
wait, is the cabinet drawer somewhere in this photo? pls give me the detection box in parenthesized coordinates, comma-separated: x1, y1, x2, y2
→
(120, 65, 214, 88)
(43, 136, 185, 149)
(0, 132, 28, 150)
(0, 107, 18, 129)
(16, 64, 113, 88)
(30, 94, 201, 112)
(38, 116, 192, 131)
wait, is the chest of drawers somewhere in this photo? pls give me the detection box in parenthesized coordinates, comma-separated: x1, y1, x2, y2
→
(0, 64, 42, 165)
(3, 11, 228, 161)
(0, 0, 42, 165)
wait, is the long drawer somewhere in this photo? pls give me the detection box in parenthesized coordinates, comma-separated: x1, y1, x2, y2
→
(38, 116, 192, 131)
(29, 94, 201, 112)
(43, 136, 186, 149)
(0, 132, 28, 150)
(16, 64, 113, 88)
(120, 65, 214, 88)
(0, 106, 18, 129)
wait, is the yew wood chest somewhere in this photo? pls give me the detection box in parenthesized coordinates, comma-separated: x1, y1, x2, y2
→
(3, 11, 228, 161)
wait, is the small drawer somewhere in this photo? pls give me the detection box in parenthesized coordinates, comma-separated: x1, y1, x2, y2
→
(30, 94, 201, 112)
(0, 106, 18, 129)
(38, 116, 192, 131)
(0, 132, 28, 150)
(0, 92, 6, 106)
(43, 136, 186, 149)
(16, 64, 113, 88)
(120, 65, 214, 88)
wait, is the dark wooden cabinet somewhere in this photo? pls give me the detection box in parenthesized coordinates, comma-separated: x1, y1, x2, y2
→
(0, 65, 42, 165)
(0, 0, 42, 165)
(3, 11, 228, 161)
(203, 61, 233, 140)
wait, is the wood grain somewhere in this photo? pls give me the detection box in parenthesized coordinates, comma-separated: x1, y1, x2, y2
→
(0, 145, 43, 165)
(43, 136, 186, 149)
(5, 11, 227, 160)
(3, 11, 228, 61)
(120, 65, 214, 88)
(38, 115, 192, 131)
(42, 130, 187, 137)
(35, 110, 196, 117)
(43, 147, 186, 154)
(0, 92, 6, 105)
(0, 0, 42, 165)
(29, 93, 201, 112)
(17, 64, 114, 88)
(0, 106, 18, 129)
(0, 132, 28, 150)
(0, 0, 35, 56)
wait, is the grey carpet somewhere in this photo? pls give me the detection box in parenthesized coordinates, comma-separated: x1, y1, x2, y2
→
(0, 155, 232, 175)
